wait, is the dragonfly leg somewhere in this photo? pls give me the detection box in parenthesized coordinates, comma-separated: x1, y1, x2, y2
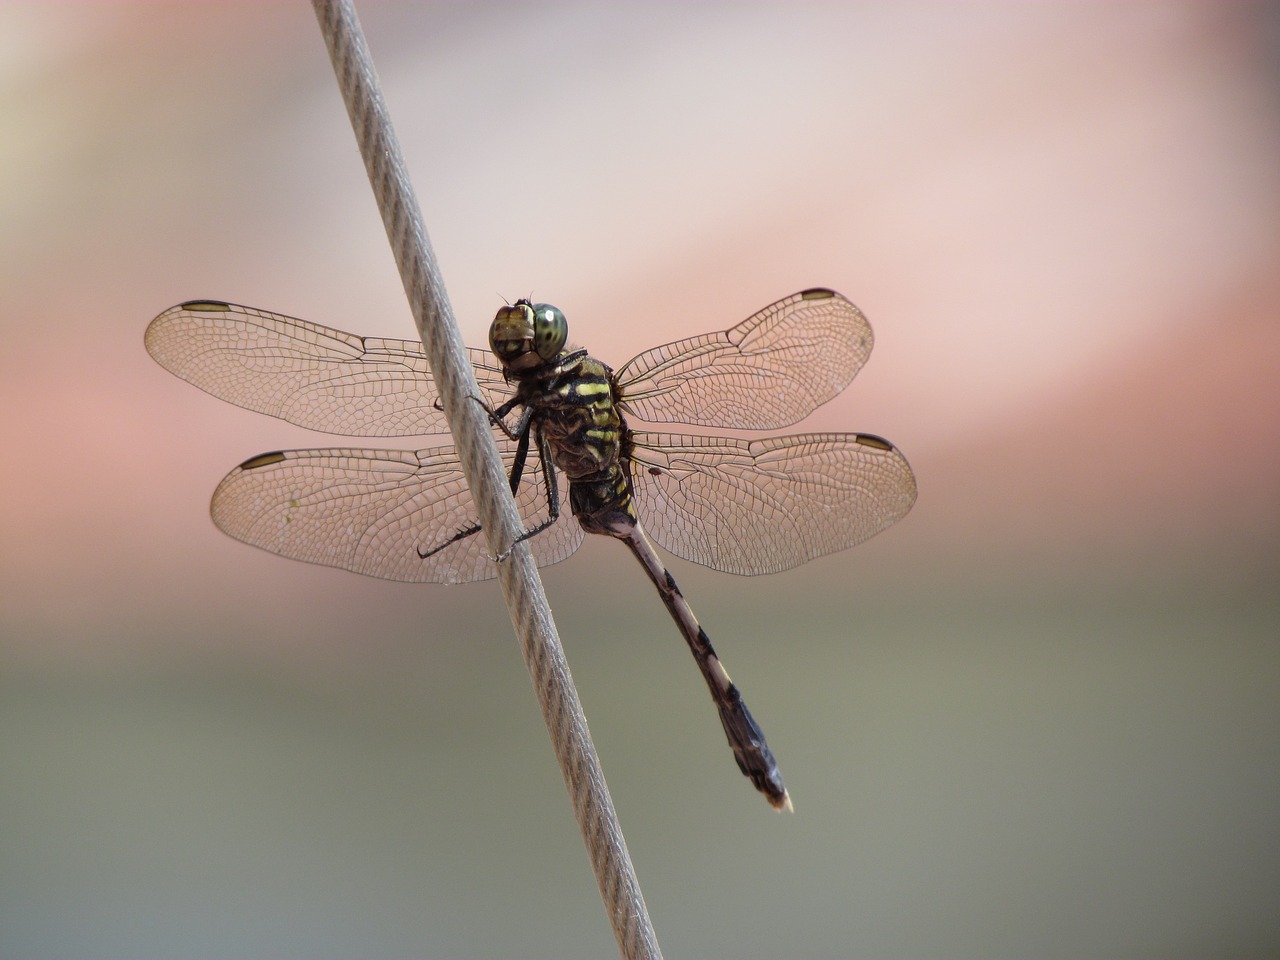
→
(622, 524, 791, 812)
(471, 394, 529, 441)
(417, 521, 483, 559)
(418, 419, 563, 563)
(431, 393, 513, 418)
(495, 423, 563, 561)
(417, 416, 535, 560)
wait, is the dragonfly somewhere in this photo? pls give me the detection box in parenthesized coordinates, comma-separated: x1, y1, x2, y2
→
(145, 288, 917, 811)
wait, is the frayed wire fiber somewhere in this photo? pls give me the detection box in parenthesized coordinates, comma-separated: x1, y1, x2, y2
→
(309, 3, 663, 957)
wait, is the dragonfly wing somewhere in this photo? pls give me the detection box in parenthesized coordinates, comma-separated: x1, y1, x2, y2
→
(628, 431, 916, 576)
(210, 438, 584, 583)
(146, 300, 510, 437)
(614, 288, 873, 430)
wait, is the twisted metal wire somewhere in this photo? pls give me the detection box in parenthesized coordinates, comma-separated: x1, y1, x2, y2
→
(310, 3, 661, 956)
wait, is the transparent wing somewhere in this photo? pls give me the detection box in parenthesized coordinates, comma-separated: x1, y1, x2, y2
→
(614, 288, 873, 430)
(145, 300, 510, 437)
(210, 438, 584, 583)
(628, 431, 916, 576)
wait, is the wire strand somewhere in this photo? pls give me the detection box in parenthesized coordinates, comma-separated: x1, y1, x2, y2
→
(309, 3, 662, 957)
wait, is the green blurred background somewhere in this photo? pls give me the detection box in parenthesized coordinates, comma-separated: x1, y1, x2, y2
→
(2, 4, 1277, 958)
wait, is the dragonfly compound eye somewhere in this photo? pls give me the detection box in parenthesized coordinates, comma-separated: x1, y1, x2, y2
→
(530, 303, 568, 360)
(489, 301, 540, 368)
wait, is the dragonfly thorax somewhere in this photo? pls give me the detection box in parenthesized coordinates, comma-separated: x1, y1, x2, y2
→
(489, 299, 568, 372)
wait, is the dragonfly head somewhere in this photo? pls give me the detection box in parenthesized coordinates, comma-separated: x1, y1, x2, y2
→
(489, 299, 568, 372)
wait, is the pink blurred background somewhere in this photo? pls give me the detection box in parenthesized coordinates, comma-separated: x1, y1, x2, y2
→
(2, 4, 1277, 958)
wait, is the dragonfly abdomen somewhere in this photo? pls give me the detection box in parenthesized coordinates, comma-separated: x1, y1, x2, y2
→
(568, 464, 638, 538)
(623, 524, 791, 811)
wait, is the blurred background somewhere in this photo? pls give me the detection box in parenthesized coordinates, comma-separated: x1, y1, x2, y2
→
(2, 4, 1278, 958)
